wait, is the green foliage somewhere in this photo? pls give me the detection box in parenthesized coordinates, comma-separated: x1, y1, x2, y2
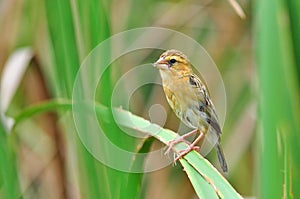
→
(1, 0, 300, 198)
(255, 0, 300, 198)
(11, 100, 243, 199)
(44, 0, 145, 198)
(0, 123, 20, 199)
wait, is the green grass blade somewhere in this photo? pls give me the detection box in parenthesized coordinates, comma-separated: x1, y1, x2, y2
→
(0, 122, 21, 199)
(255, 0, 300, 198)
(120, 137, 155, 199)
(44, 0, 131, 198)
(11, 100, 243, 198)
(285, 1, 300, 197)
(45, 0, 80, 98)
(180, 159, 219, 199)
(286, 0, 300, 85)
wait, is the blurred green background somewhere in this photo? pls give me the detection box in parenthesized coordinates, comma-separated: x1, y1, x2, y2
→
(0, 0, 299, 199)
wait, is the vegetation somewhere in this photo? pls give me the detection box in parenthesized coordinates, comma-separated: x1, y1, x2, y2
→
(0, 0, 299, 198)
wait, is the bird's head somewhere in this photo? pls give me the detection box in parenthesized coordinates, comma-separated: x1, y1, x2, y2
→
(153, 49, 192, 75)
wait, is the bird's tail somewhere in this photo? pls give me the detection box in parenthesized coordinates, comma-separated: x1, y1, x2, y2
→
(216, 144, 228, 172)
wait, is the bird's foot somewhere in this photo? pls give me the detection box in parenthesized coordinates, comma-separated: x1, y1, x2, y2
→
(164, 137, 191, 155)
(164, 129, 200, 155)
(174, 145, 200, 162)
(174, 131, 204, 162)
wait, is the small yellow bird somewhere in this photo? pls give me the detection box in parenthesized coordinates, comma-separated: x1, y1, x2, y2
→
(153, 49, 228, 172)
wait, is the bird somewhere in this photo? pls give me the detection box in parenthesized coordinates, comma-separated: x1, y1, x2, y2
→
(153, 49, 228, 172)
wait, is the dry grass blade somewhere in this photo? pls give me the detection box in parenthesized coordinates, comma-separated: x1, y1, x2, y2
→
(227, 0, 246, 19)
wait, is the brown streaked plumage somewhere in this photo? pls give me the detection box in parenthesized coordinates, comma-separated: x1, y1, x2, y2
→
(154, 49, 228, 172)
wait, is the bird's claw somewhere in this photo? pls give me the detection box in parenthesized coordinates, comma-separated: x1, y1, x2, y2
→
(164, 137, 191, 155)
(174, 145, 200, 162)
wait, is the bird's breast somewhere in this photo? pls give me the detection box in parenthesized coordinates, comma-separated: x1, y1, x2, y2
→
(162, 76, 202, 128)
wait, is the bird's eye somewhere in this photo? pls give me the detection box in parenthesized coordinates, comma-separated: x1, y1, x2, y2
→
(169, 59, 176, 64)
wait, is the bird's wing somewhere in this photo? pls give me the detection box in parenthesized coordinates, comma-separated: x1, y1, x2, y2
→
(187, 74, 222, 136)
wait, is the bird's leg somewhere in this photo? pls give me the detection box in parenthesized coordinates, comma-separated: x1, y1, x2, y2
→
(165, 129, 200, 155)
(174, 131, 204, 162)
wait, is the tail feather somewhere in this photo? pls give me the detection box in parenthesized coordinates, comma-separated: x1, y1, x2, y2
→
(216, 144, 228, 172)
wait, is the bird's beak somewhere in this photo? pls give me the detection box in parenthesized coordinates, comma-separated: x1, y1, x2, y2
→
(153, 57, 169, 70)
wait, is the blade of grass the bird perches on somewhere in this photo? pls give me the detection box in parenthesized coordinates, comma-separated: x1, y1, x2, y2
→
(114, 107, 242, 199)
(11, 100, 243, 199)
